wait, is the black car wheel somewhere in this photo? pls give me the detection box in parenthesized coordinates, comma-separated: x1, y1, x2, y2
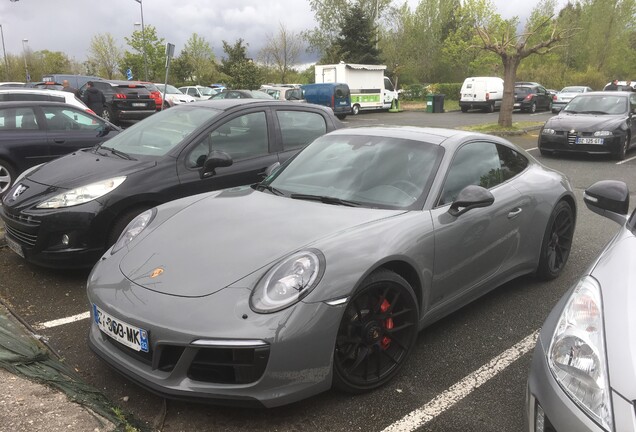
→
(101, 107, 114, 123)
(0, 159, 16, 195)
(615, 134, 630, 161)
(460, 106, 469, 113)
(537, 201, 574, 280)
(528, 102, 537, 114)
(352, 104, 360, 115)
(333, 269, 419, 393)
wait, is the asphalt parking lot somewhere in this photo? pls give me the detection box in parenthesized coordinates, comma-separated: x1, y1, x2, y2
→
(1, 109, 635, 431)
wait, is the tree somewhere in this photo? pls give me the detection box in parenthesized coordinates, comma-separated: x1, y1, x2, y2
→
(220, 39, 263, 89)
(337, 3, 381, 63)
(122, 25, 165, 81)
(88, 33, 122, 79)
(259, 23, 304, 84)
(177, 33, 219, 84)
(468, 0, 576, 126)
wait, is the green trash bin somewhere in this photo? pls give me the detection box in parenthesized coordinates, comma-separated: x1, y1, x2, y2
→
(425, 94, 434, 113)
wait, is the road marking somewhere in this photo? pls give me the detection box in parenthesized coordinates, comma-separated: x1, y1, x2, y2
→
(382, 330, 539, 432)
(527, 147, 538, 151)
(34, 311, 90, 330)
(617, 155, 636, 165)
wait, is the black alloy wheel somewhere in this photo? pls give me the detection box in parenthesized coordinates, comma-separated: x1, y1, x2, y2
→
(529, 102, 537, 114)
(537, 201, 574, 280)
(615, 134, 630, 161)
(0, 159, 16, 195)
(333, 269, 419, 393)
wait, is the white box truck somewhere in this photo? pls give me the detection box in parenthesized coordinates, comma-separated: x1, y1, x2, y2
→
(314, 63, 398, 115)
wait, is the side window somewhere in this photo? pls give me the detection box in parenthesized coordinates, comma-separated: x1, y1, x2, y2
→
(498, 145, 528, 181)
(15, 107, 40, 130)
(187, 88, 197, 97)
(277, 110, 327, 150)
(438, 142, 501, 206)
(187, 111, 269, 168)
(12, 93, 50, 101)
(42, 106, 103, 131)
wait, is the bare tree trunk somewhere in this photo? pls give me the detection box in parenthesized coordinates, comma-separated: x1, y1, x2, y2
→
(498, 56, 520, 127)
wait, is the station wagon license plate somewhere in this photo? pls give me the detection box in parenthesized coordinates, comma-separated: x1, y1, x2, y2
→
(576, 137, 604, 145)
(93, 304, 149, 352)
(5, 235, 24, 258)
(132, 102, 147, 108)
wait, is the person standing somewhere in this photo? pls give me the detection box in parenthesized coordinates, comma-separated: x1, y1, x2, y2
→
(605, 79, 619, 91)
(82, 81, 106, 117)
(61, 79, 80, 98)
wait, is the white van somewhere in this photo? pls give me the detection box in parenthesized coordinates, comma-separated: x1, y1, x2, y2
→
(459, 77, 504, 113)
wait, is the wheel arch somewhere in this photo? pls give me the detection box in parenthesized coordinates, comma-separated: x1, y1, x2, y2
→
(105, 200, 161, 246)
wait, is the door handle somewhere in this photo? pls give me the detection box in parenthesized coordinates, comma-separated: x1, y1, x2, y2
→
(508, 208, 523, 219)
(53, 139, 65, 143)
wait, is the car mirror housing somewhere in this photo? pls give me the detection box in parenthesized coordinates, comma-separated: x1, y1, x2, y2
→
(584, 180, 629, 224)
(201, 150, 233, 178)
(448, 185, 495, 217)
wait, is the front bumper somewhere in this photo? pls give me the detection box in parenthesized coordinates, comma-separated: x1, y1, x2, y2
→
(86, 254, 345, 408)
(539, 132, 624, 156)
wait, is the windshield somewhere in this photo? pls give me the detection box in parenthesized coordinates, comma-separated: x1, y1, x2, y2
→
(563, 94, 628, 115)
(97, 105, 220, 159)
(198, 87, 216, 97)
(264, 134, 443, 209)
(156, 84, 181, 94)
(561, 87, 585, 93)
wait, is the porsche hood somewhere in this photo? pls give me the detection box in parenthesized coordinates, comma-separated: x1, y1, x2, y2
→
(119, 188, 406, 297)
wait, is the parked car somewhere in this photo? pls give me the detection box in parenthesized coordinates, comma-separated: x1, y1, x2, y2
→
(0, 101, 120, 194)
(260, 86, 305, 102)
(154, 83, 196, 107)
(210, 89, 274, 100)
(0, 82, 25, 87)
(178, 85, 217, 101)
(526, 179, 634, 432)
(0, 88, 92, 112)
(85, 126, 576, 408)
(513, 84, 552, 113)
(459, 76, 504, 113)
(301, 83, 352, 120)
(603, 80, 636, 91)
(78, 80, 156, 125)
(539, 91, 636, 160)
(551, 86, 594, 113)
(0, 99, 342, 268)
(27, 81, 64, 91)
(139, 82, 163, 110)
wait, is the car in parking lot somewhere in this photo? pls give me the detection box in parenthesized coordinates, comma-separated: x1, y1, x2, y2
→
(178, 85, 218, 101)
(526, 179, 635, 432)
(539, 91, 636, 160)
(0, 101, 119, 195)
(210, 89, 274, 100)
(78, 80, 156, 125)
(154, 83, 196, 107)
(260, 86, 305, 102)
(551, 86, 593, 112)
(85, 126, 576, 407)
(0, 99, 342, 268)
(514, 84, 553, 113)
(0, 87, 92, 112)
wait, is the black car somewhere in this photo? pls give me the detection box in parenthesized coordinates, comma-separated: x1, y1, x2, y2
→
(538, 91, 636, 160)
(78, 80, 156, 125)
(513, 85, 552, 113)
(210, 89, 275, 100)
(0, 101, 120, 194)
(0, 99, 342, 268)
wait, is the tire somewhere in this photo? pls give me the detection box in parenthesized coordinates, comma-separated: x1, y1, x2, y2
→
(529, 102, 537, 114)
(162, 101, 170, 110)
(487, 102, 495, 113)
(333, 269, 419, 393)
(101, 107, 114, 123)
(352, 104, 360, 115)
(460, 106, 469, 113)
(107, 206, 152, 247)
(336, 114, 347, 120)
(536, 201, 574, 280)
(0, 159, 16, 195)
(614, 134, 630, 161)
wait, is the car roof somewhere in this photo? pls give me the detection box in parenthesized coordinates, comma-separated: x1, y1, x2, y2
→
(188, 98, 322, 110)
(0, 100, 89, 108)
(0, 88, 73, 96)
(580, 91, 632, 96)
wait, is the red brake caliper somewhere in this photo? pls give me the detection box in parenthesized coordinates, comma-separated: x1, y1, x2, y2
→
(380, 298, 393, 350)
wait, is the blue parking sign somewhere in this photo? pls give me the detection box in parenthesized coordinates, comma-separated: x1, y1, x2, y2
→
(126, 68, 133, 80)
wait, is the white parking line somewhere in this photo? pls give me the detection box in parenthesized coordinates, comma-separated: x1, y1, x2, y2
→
(526, 147, 538, 151)
(34, 311, 90, 330)
(617, 155, 636, 165)
(382, 330, 539, 432)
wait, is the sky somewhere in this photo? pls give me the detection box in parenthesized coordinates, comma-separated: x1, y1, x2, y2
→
(0, 0, 567, 71)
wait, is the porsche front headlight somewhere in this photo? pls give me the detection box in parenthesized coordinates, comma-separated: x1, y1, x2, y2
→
(548, 276, 613, 431)
(36, 176, 126, 209)
(250, 250, 325, 313)
(111, 208, 156, 254)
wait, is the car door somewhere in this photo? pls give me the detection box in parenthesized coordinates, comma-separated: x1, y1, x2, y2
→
(429, 141, 527, 308)
(537, 86, 549, 110)
(176, 107, 278, 195)
(42, 105, 117, 159)
(0, 105, 50, 172)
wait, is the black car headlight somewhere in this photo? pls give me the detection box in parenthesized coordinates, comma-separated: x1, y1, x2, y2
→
(36, 176, 126, 209)
(542, 128, 556, 135)
(250, 249, 325, 313)
(593, 131, 613, 137)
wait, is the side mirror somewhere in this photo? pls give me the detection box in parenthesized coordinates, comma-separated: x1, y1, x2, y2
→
(448, 185, 495, 217)
(584, 180, 629, 225)
(201, 150, 233, 178)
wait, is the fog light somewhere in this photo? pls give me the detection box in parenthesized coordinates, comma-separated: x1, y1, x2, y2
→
(62, 234, 70, 246)
(535, 403, 545, 432)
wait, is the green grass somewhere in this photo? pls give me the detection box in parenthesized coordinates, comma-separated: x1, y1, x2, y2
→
(460, 121, 544, 133)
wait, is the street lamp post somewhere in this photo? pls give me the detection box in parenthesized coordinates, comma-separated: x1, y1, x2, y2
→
(21, 38, 29, 83)
(0, 25, 8, 81)
(133, 0, 148, 81)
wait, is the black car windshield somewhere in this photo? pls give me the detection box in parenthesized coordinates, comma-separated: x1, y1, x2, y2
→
(95, 105, 220, 158)
(266, 134, 443, 210)
(564, 94, 627, 115)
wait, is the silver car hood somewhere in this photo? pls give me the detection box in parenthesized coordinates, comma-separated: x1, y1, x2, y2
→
(592, 229, 636, 400)
(120, 188, 405, 297)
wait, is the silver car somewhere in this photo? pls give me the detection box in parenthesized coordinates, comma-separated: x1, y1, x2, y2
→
(87, 127, 576, 407)
(526, 180, 635, 432)
(551, 86, 593, 113)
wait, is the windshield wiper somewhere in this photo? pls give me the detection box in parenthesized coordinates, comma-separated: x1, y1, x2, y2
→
(289, 193, 361, 207)
(100, 146, 136, 160)
(577, 110, 608, 115)
(254, 183, 284, 196)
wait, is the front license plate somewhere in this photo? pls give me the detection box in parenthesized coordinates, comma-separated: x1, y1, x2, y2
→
(5, 235, 24, 258)
(93, 304, 149, 352)
(576, 137, 604, 145)
(132, 102, 146, 107)
(513, 103, 520, 108)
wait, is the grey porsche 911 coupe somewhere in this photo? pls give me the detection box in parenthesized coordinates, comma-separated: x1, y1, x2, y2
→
(87, 126, 576, 407)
